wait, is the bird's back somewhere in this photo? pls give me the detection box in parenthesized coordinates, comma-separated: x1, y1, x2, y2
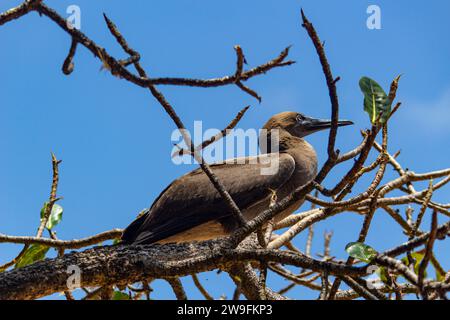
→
(121, 153, 296, 244)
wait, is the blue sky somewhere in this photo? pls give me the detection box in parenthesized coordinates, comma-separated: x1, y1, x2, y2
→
(0, 0, 449, 299)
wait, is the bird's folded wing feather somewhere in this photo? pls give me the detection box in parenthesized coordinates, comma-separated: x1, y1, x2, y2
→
(122, 153, 295, 244)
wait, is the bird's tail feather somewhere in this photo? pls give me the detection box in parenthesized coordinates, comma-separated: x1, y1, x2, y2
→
(121, 210, 149, 244)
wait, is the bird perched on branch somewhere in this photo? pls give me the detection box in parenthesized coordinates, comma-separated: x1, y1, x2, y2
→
(122, 112, 353, 245)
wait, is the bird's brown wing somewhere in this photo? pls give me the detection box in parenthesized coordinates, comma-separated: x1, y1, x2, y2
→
(122, 153, 295, 244)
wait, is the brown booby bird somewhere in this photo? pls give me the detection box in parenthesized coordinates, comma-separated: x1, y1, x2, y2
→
(122, 112, 353, 245)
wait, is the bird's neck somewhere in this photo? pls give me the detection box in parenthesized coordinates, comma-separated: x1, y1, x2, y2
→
(282, 135, 318, 183)
(260, 129, 309, 153)
(279, 135, 304, 152)
(259, 129, 318, 178)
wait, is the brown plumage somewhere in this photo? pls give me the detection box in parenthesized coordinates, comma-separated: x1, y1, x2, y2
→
(122, 111, 353, 244)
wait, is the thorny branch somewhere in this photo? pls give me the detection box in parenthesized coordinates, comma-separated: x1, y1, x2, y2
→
(0, 2, 448, 300)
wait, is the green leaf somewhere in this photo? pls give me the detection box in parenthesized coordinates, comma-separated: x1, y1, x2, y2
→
(402, 252, 427, 278)
(39, 202, 47, 220)
(376, 266, 389, 284)
(359, 77, 392, 124)
(112, 291, 130, 300)
(40, 202, 63, 230)
(15, 244, 49, 269)
(345, 242, 378, 263)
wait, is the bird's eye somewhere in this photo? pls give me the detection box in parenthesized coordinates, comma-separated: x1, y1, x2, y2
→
(296, 115, 304, 122)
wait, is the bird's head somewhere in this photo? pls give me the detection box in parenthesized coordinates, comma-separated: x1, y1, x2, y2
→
(262, 111, 353, 138)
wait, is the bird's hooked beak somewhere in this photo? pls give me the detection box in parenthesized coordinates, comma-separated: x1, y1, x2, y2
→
(301, 116, 353, 134)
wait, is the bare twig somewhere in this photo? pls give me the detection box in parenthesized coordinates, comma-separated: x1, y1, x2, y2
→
(62, 38, 78, 75)
(0, 229, 123, 249)
(36, 153, 62, 238)
(191, 274, 214, 300)
(417, 210, 438, 298)
(301, 9, 340, 159)
(412, 180, 434, 237)
(166, 278, 187, 300)
(172, 105, 250, 158)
